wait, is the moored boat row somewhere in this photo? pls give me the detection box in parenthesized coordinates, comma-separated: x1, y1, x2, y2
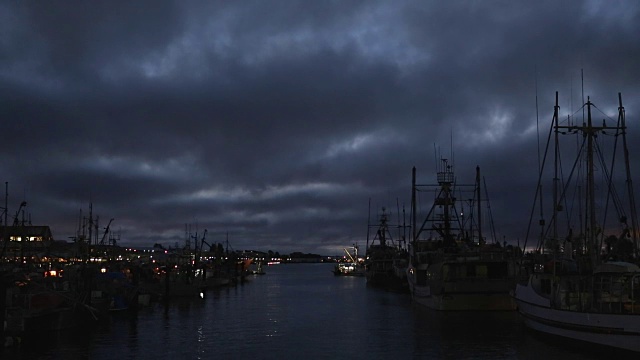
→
(332, 92, 640, 353)
(0, 218, 262, 346)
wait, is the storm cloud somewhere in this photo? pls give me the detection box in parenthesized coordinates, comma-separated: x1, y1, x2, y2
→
(2, 0, 639, 254)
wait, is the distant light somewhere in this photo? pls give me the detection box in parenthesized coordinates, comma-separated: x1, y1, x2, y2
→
(101, 268, 107, 273)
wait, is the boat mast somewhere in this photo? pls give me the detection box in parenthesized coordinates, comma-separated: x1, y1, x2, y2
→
(411, 166, 417, 254)
(618, 93, 639, 258)
(553, 92, 560, 250)
(2, 183, 7, 254)
(396, 198, 402, 250)
(476, 166, 482, 245)
(585, 98, 598, 266)
(88, 202, 93, 249)
(379, 208, 387, 247)
(439, 159, 454, 247)
(554, 93, 634, 265)
(366, 198, 371, 255)
(402, 203, 407, 250)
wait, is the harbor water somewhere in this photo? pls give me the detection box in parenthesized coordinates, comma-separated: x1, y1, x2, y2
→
(3, 263, 625, 359)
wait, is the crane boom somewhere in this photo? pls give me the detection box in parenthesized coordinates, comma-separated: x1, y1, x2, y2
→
(99, 218, 115, 245)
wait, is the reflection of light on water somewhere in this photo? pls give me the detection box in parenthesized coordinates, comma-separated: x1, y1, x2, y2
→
(197, 326, 204, 342)
(264, 317, 282, 338)
(196, 325, 206, 359)
(41, 262, 605, 359)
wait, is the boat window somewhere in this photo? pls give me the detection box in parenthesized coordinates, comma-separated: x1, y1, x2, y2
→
(466, 265, 476, 277)
(417, 270, 427, 285)
(487, 263, 508, 279)
(540, 278, 551, 294)
(476, 265, 488, 278)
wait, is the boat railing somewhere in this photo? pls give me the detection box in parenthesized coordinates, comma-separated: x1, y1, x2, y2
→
(599, 273, 640, 314)
(443, 250, 512, 262)
(553, 273, 640, 314)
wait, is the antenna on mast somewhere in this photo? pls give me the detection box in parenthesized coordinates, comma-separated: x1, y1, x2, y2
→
(581, 69, 585, 123)
(450, 129, 454, 171)
(433, 143, 441, 175)
(535, 65, 541, 173)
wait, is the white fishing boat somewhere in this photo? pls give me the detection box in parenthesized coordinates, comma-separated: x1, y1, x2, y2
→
(333, 245, 365, 276)
(514, 92, 640, 352)
(407, 161, 517, 311)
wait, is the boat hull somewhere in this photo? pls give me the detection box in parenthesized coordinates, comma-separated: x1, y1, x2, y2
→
(333, 263, 365, 277)
(334, 270, 365, 277)
(515, 282, 640, 352)
(407, 259, 516, 311)
(409, 283, 515, 311)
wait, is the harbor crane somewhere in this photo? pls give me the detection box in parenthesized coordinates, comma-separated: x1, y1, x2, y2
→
(99, 218, 115, 246)
(12, 201, 27, 226)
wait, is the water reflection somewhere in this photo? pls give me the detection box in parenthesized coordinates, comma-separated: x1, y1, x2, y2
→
(2, 263, 633, 359)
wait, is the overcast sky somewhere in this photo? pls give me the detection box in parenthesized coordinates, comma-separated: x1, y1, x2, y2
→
(2, 1, 639, 255)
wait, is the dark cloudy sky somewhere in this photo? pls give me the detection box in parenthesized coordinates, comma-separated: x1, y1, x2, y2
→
(2, 1, 639, 254)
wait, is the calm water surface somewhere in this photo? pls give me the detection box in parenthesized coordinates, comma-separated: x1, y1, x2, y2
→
(3, 263, 624, 359)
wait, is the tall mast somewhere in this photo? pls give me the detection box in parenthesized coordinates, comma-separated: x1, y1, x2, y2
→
(88, 202, 93, 249)
(553, 93, 632, 265)
(2, 182, 7, 258)
(440, 159, 453, 246)
(411, 166, 417, 248)
(586, 97, 597, 266)
(3, 182, 6, 230)
(476, 166, 482, 245)
(553, 92, 560, 247)
(366, 198, 371, 255)
(381, 209, 385, 246)
(396, 198, 402, 249)
(619, 93, 639, 257)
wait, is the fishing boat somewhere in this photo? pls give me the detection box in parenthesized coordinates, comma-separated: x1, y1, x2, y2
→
(3, 267, 101, 337)
(201, 262, 234, 287)
(333, 245, 364, 276)
(407, 161, 517, 310)
(514, 92, 640, 352)
(250, 261, 266, 275)
(365, 208, 409, 291)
